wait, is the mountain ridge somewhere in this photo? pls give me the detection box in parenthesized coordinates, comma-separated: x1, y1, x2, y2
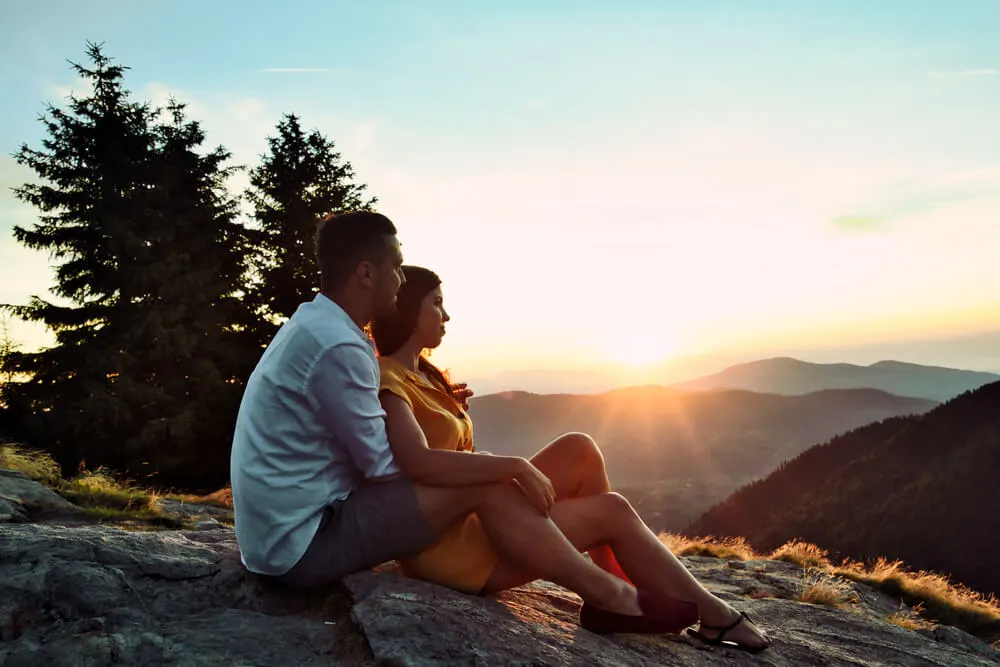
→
(687, 381, 1000, 596)
(670, 357, 999, 402)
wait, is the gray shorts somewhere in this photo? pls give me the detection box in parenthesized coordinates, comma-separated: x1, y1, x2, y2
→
(276, 473, 436, 588)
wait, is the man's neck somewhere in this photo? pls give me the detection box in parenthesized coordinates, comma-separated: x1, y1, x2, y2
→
(321, 289, 371, 331)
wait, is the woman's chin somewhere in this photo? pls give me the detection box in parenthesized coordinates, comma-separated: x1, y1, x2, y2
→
(422, 338, 443, 351)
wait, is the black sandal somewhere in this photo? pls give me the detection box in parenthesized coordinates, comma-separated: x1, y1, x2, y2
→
(687, 610, 771, 653)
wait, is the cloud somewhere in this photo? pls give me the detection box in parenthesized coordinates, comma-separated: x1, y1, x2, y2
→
(831, 163, 1000, 233)
(830, 215, 889, 232)
(927, 69, 996, 79)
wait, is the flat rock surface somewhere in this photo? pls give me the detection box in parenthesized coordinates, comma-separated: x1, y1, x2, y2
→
(345, 568, 1000, 667)
(0, 469, 80, 522)
(1, 472, 998, 666)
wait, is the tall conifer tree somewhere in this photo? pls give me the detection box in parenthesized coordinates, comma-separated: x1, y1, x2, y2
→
(3, 44, 260, 486)
(247, 114, 374, 325)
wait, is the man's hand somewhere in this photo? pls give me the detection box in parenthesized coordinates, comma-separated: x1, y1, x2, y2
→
(511, 458, 556, 517)
(453, 382, 474, 410)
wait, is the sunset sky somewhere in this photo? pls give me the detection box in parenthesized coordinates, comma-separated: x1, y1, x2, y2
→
(2, 1, 999, 393)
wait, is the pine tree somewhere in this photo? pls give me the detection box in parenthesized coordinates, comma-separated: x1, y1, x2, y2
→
(111, 100, 261, 486)
(4, 43, 160, 472)
(3, 44, 261, 487)
(247, 114, 375, 325)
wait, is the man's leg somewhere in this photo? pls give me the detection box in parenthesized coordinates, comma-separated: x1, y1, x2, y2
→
(411, 481, 642, 616)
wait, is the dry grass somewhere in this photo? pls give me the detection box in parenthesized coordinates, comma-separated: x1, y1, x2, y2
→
(659, 532, 759, 561)
(798, 568, 858, 607)
(886, 603, 936, 632)
(834, 558, 1000, 639)
(162, 486, 233, 509)
(0, 443, 62, 485)
(0, 442, 218, 528)
(771, 540, 831, 569)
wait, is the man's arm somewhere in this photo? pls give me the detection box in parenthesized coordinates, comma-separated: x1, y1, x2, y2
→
(306, 343, 399, 479)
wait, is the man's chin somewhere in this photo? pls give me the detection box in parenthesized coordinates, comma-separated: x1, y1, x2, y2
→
(375, 301, 399, 319)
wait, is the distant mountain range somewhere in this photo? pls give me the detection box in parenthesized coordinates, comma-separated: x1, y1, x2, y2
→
(468, 386, 935, 529)
(687, 381, 1000, 596)
(672, 358, 999, 402)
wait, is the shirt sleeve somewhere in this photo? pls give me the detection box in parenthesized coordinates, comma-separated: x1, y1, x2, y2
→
(306, 342, 400, 479)
(378, 367, 414, 410)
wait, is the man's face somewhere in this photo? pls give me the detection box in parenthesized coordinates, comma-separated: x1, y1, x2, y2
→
(373, 235, 405, 316)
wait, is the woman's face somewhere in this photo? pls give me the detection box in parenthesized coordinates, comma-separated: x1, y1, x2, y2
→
(413, 285, 450, 349)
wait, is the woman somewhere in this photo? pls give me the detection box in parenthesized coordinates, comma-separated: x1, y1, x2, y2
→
(370, 266, 770, 651)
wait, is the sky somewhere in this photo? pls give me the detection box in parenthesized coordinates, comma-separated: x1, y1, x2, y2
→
(2, 1, 999, 393)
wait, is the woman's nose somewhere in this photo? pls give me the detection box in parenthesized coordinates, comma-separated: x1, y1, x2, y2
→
(443, 310, 450, 322)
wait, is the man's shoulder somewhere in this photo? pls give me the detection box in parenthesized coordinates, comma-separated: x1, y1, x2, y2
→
(287, 301, 368, 351)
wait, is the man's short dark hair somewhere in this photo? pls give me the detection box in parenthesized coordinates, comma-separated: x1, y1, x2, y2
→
(315, 211, 398, 290)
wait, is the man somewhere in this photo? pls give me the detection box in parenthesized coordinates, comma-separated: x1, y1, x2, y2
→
(230, 211, 748, 641)
(231, 210, 434, 586)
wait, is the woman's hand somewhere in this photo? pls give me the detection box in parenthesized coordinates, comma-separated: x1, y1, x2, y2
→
(511, 458, 556, 517)
(453, 383, 474, 410)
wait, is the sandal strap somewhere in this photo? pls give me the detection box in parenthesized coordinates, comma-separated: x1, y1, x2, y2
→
(699, 610, 749, 643)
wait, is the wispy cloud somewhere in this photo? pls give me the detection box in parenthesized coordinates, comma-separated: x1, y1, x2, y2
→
(830, 215, 889, 232)
(831, 164, 1000, 233)
(927, 69, 996, 79)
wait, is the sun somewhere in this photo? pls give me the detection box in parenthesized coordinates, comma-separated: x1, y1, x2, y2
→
(602, 329, 680, 367)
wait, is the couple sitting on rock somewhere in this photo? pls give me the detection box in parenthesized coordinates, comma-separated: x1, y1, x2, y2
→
(230, 211, 770, 652)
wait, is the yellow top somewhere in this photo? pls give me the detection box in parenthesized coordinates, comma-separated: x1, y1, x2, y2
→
(378, 356, 474, 454)
(377, 357, 499, 593)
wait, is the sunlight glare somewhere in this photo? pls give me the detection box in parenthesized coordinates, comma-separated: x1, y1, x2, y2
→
(603, 329, 679, 367)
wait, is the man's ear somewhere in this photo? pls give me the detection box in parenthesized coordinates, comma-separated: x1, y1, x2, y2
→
(356, 260, 376, 289)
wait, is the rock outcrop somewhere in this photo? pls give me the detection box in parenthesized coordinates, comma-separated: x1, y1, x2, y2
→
(2, 471, 998, 666)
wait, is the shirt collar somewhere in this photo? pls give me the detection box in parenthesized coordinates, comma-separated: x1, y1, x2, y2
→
(314, 293, 373, 348)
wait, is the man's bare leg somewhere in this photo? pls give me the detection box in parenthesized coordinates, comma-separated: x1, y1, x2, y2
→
(481, 492, 769, 649)
(411, 481, 642, 616)
(528, 433, 630, 581)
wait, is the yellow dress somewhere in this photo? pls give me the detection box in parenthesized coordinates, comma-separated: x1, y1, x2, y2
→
(378, 357, 500, 594)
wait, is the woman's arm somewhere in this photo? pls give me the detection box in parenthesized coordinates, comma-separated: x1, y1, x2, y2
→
(380, 392, 557, 514)
(380, 392, 523, 486)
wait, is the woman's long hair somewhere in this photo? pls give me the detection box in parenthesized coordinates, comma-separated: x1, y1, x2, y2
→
(371, 266, 459, 402)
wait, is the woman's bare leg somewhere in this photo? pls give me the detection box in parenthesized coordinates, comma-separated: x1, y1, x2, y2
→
(412, 481, 641, 616)
(481, 492, 769, 648)
(528, 433, 630, 581)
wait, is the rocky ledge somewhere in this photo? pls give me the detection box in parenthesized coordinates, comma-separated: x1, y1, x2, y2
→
(1, 469, 998, 666)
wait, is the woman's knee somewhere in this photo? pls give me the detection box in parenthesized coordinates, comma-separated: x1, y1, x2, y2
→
(567, 492, 640, 546)
(599, 491, 637, 519)
(553, 432, 605, 468)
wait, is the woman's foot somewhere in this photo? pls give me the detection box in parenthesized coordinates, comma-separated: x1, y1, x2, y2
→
(581, 588, 700, 635)
(691, 605, 770, 651)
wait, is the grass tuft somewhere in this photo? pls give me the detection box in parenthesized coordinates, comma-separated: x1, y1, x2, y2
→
(771, 540, 831, 569)
(833, 558, 1000, 639)
(162, 486, 233, 509)
(886, 603, 936, 632)
(0, 443, 62, 485)
(0, 442, 216, 529)
(660, 532, 759, 561)
(798, 567, 857, 607)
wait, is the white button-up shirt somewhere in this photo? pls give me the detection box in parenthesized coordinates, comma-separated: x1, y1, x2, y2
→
(230, 293, 400, 575)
